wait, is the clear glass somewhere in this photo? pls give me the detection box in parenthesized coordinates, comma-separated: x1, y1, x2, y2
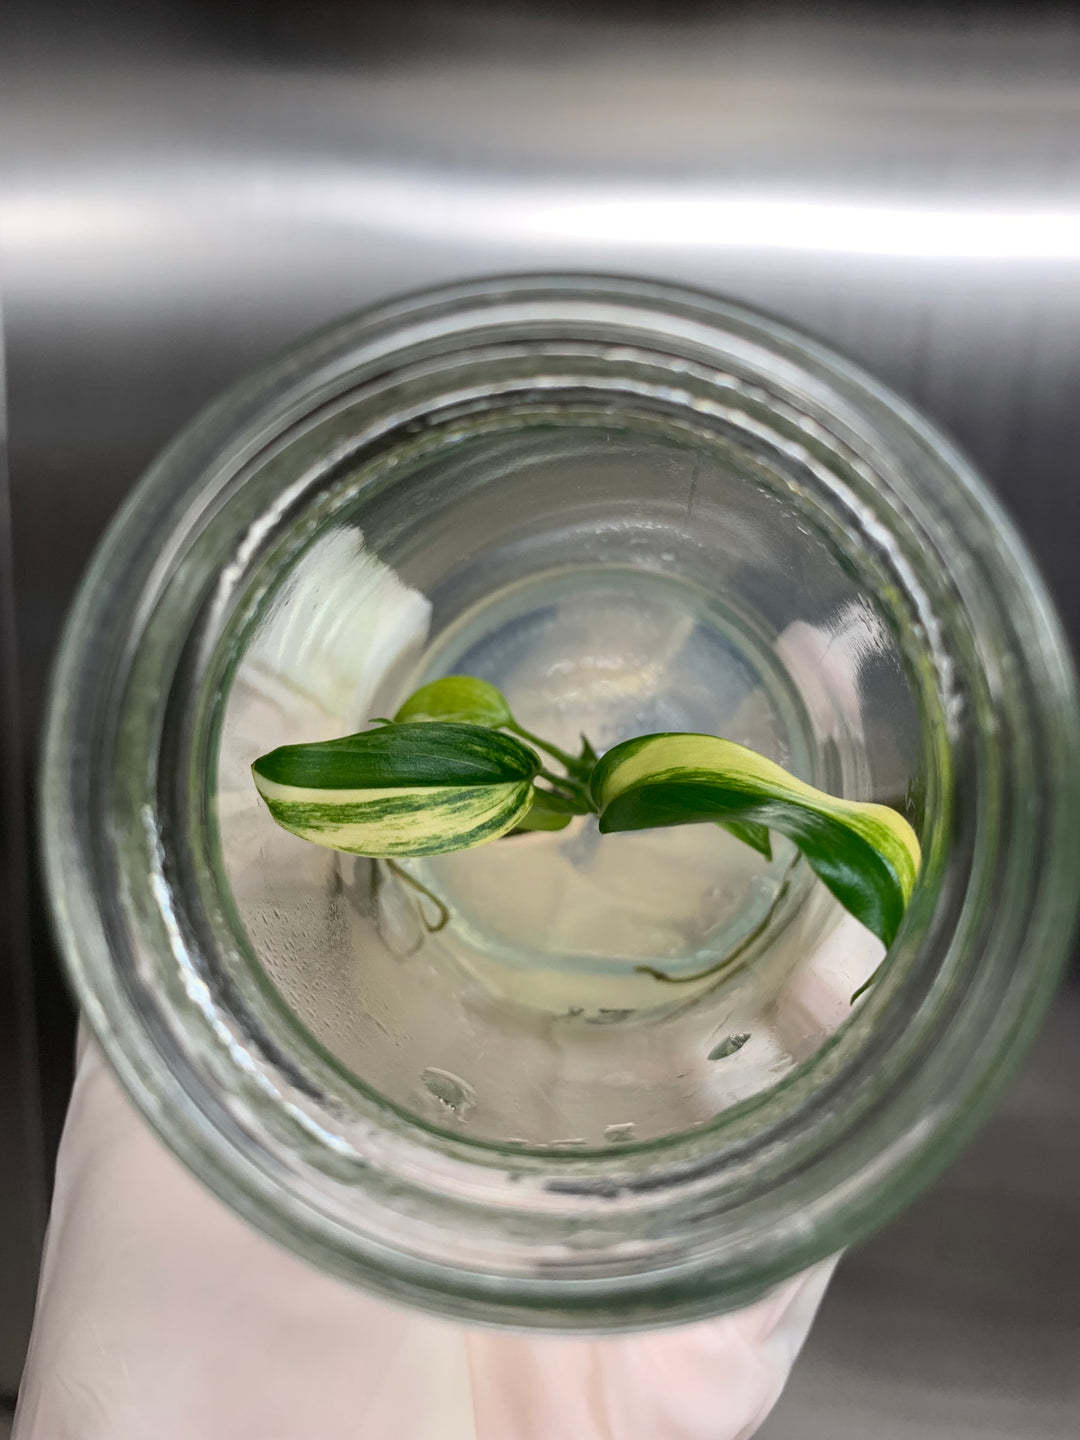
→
(42, 275, 1080, 1328)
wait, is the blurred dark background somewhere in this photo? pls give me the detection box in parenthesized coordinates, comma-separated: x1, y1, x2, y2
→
(2, 3, 1079, 1433)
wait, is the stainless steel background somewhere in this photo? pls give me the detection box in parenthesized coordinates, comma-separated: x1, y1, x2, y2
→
(2, 3, 1078, 1430)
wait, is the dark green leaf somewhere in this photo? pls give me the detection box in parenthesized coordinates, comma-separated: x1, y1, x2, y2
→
(512, 786, 582, 833)
(718, 819, 773, 859)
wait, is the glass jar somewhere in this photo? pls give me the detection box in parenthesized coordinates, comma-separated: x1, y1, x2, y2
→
(42, 275, 1080, 1329)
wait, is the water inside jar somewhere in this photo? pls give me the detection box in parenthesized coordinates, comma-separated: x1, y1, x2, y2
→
(218, 420, 914, 1147)
(406, 565, 804, 1010)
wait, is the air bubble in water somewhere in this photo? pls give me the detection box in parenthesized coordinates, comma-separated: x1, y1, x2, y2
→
(709, 1032, 751, 1061)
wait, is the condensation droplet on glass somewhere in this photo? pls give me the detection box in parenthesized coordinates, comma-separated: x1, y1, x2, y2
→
(604, 1122, 636, 1144)
(421, 1067, 476, 1117)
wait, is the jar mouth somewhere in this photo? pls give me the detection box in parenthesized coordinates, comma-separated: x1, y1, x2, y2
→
(42, 274, 1080, 1328)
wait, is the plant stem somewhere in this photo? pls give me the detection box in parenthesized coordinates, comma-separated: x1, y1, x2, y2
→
(634, 876, 790, 985)
(850, 965, 882, 1004)
(537, 767, 593, 811)
(507, 721, 592, 781)
(537, 766, 575, 793)
(538, 760, 593, 806)
(385, 858, 451, 933)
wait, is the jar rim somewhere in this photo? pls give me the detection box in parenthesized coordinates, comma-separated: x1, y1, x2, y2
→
(41, 273, 1080, 1328)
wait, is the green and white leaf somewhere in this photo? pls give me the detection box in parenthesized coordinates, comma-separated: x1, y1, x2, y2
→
(591, 733, 921, 947)
(252, 721, 539, 857)
(393, 675, 512, 729)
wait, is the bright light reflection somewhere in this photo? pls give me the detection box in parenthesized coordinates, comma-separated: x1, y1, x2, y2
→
(528, 195, 1080, 260)
(250, 169, 1080, 261)
(0, 194, 155, 249)
(5, 167, 1080, 262)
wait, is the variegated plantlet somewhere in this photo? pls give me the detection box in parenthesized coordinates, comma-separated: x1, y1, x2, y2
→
(253, 673, 922, 978)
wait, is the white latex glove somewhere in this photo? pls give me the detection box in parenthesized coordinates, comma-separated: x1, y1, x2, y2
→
(19, 542, 865, 1437)
(14, 1036, 835, 1440)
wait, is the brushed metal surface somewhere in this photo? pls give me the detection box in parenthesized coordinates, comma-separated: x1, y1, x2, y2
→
(0, 309, 46, 1400)
(761, 985, 1080, 1439)
(2, 2, 1078, 1424)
